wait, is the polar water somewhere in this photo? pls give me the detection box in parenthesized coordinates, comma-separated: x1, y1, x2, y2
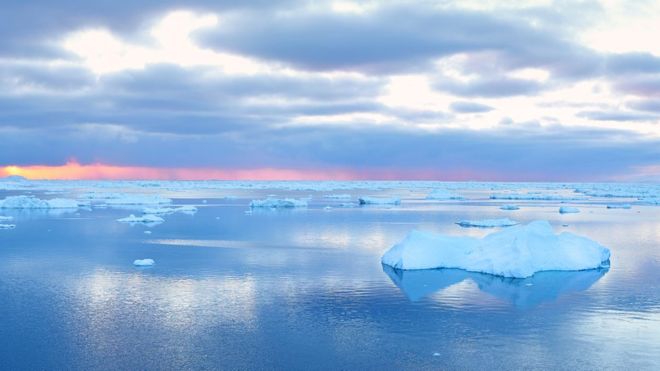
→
(0, 179, 659, 369)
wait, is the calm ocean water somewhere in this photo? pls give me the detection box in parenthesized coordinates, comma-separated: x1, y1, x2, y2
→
(0, 185, 658, 370)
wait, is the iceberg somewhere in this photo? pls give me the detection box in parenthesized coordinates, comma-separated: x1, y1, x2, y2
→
(0, 223, 16, 229)
(499, 204, 520, 210)
(358, 196, 401, 205)
(133, 259, 155, 266)
(559, 206, 580, 214)
(606, 204, 631, 209)
(117, 214, 164, 225)
(425, 189, 464, 200)
(456, 218, 518, 228)
(0, 195, 79, 209)
(249, 198, 308, 208)
(381, 220, 610, 278)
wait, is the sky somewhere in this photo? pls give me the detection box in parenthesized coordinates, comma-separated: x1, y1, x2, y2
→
(1, 0, 660, 181)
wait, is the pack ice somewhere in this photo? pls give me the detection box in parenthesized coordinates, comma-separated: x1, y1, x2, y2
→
(0, 195, 79, 209)
(381, 220, 610, 278)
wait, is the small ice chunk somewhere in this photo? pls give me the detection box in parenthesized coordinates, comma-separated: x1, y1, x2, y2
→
(426, 189, 463, 200)
(0, 224, 16, 229)
(358, 196, 401, 205)
(249, 198, 308, 208)
(606, 204, 631, 209)
(559, 206, 580, 214)
(117, 214, 164, 225)
(323, 194, 352, 200)
(381, 220, 611, 278)
(144, 230, 152, 234)
(133, 259, 155, 266)
(456, 218, 518, 228)
(324, 206, 332, 210)
(500, 204, 520, 210)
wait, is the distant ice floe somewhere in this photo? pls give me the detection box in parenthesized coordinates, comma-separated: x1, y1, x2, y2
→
(456, 218, 518, 228)
(559, 206, 580, 214)
(425, 189, 464, 200)
(0, 195, 80, 209)
(323, 194, 352, 200)
(381, 220, 611, 278)
(142, 205, 198, 215)
(0, 216, 13, 221)
(249, 198, 308, 208)
(500, 204, 520, 210)
(81, 192, 172, 208)
(358, 196, 401, 205)
(490, 193, 585, 201)
(133, 259, 155, 266)
(117, 214, 164, 226)
(606, 204, 632, 209)
(0, 224, 16, 229)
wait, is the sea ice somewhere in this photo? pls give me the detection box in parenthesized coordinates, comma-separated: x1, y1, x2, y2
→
(0, 224, 16, 229)
(0, 216, 13, 221)
(0, 195, 79, 209)
(500, 204, 520, 210)
(133, 259, 155, 266)
(142, 205, 198, 215)
(249, 198, 308, 208)
(358, 196, 401, 205)
(559, 206, 580, 214)
(381, 220, 610, 278)
(425, 189, 464, 200)
(117, 214, 164, 225)
(606, 204, 632, 209)
(323, 194, 352, 200)
(456, 218, 518, 228)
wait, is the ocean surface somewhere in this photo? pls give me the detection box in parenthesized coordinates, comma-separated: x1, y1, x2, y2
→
(0, 181, 659, 370)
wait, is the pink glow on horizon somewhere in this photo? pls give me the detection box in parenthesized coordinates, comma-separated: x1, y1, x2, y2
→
(0, 161, 505, 181)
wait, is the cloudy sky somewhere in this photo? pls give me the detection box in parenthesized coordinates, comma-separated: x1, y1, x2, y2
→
(1, 0, 659, 181)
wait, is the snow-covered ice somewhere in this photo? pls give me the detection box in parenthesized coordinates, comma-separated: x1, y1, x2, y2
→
(606, 204, 632, 209)
(559, 206, 580, 214)
(133, 259, 155, 266)
(358, 196, 401, 205)
(500, 204, 520, 210)
(381, 220, 611, 278)
(456, 218, 518, 228)
(426, 189, 464, 200)
(249, 198, 308, 208)
(0, 195, 80, 209)
(117, 214, 164, 225)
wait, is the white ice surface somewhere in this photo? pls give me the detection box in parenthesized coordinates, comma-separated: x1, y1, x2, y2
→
(133, 259, 155, 266)
(117, 214, 164, 224)
(381, 220, 611, 278)
(456, 218, 518, 228)
(559, 206, 580, 214)
(425, 189, 464, 200)
(0, 224, 16, 229)
(250, 198, 308, 208)
(0, 195, 79, 209)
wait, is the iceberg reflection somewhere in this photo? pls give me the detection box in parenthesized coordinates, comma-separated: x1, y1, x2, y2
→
(383, 264, 608, 308)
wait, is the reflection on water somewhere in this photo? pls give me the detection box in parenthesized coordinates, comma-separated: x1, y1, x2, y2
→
(383, 264, 608, 309)
(0, 188, 659, 369)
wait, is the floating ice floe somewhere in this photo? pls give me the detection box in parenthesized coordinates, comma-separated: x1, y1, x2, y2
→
(606, 204, 631, 209)
(559, 206, 580, 214)
(249, 198, 308, 208)
(142, 205, 198, 215)
(425, 189, 464, 200)
(500, 204, 520, 211)
(0, 224, 16, 229)
(117, 214, 164, 225)
(323, 194, 352, 200)
(0, 216, 13, 221)
(358, 196, 401, 205)
(82, 192, 172, 207)
(456, 218, 518, 228)
(490, 193, 584, 201)
(133, 259, 155, 266)
(0, 195, 80, 209)
(381, 220, 611, 278)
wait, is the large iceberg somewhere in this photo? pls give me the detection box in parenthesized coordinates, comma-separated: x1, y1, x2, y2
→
(249, 198, 308, 208)
(456, 218, 518, 228)
(381, 220, 610, 278)
(358, 196, 401, 205)
(0, 195, 79, 209)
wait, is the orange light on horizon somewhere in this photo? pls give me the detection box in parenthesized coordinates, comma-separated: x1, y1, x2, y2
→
(0, 161, 365, 181)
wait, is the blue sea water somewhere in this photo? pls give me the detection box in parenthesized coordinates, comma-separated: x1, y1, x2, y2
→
(0, 184, 659, 370)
